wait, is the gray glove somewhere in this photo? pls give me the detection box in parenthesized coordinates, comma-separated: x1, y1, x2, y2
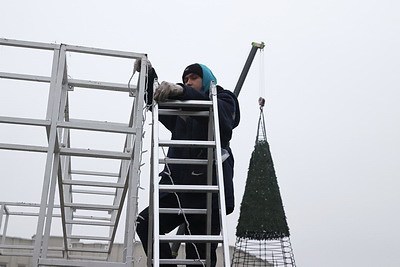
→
(134, 58, 152, 72)
(154, 81, 184, 102)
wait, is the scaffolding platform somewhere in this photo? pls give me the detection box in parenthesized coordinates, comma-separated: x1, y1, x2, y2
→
(0, 38, 149, 267)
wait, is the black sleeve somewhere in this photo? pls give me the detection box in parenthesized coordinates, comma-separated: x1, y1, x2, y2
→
(145, 68, 157, 106)
(145, 69, 178, 131)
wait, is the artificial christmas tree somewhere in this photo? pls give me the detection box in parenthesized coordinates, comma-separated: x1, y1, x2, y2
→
(232, 99, 296, 266)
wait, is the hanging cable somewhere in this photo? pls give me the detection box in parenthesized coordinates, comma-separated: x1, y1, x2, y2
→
(161, 147, 206, 266)
(259, 46, 266, 100)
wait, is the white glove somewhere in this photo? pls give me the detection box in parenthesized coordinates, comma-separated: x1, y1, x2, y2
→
(154, 81, 184, 102)
(134, 58, 152, 72)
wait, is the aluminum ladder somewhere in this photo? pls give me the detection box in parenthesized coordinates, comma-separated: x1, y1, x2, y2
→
(148, 82, 231, 266)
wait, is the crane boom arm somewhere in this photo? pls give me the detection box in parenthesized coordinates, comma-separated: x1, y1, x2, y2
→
(233, 42, 265, 97)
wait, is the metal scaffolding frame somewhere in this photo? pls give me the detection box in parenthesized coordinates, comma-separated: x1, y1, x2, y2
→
(0, 38, 148, 267)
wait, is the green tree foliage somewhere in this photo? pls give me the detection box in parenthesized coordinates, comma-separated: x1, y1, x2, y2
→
(236, 140, 290, 240)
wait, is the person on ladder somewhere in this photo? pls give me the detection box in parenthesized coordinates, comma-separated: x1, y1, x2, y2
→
(135, 59, 240, 266)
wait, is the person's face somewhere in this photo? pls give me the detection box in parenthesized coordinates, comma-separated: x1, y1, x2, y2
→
(184, 73, 203, 91)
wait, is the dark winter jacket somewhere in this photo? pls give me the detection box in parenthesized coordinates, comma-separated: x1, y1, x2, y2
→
(147, 69, 240, 214)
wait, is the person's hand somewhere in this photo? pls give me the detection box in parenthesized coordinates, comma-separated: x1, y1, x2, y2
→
(154, 81, 184, 102)
(134, 58, 152, 72)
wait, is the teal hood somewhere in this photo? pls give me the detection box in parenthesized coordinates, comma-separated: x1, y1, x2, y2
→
(199, 63, 217, 93)
(182, 63, 217, 93)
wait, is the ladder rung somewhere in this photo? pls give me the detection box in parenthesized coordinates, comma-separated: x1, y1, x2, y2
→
(64, 256, 108, 261)
(0, 115, 50, 127)
(0, 143, 48, 153)
(39, 258, 125, 266)
(158, 109, 210, 117)
(68, 78, 137, 94)
(71, 189, 116, 196)
(59, 147, 131, 160)
(74, 214, 111, 221)
(159, 208, 207, 214)
(57, 120, 135, 134)
(69, 235, 111, 241)
(65, 219, 115, 226)
(158, 100, 212, 108)
(67, 247, 108, 253)
(0, 71, 51, 83)
(159, 158, 208, 165)
(159, 184, 219, 193)
(70, 169, 119, 177)
(62, 179, 124, 188)
(58, 255, 107, 262)
(0, 244, 62, 251)
(7, 211, 41, 217)
(64, 203, 119, 211)
(0, 244, 34, 250)
(159, 259, 206, 265)
(0, 252, 34, 257)
(159, 235, 223, 243)
(159, 140, 215, 148)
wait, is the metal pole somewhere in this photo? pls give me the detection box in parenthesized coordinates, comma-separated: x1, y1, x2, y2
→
(233, 42, 265, 97)
(32, 44, 65, 267)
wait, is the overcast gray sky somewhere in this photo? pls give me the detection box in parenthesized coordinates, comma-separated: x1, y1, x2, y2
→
(1, 0, 400, 266)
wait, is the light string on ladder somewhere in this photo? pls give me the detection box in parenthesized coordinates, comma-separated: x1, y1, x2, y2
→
(129, 60, 205, 265)
(127, 60, 152, 264)
(161, 147, 206, 266)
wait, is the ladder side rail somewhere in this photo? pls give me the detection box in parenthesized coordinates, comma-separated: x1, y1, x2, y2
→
(106, 159, 132, 256)
(109, 129, 135, 252)
(42, 140, 63, 258)
(60, 87, 74, 259)
(64, 148, 75, 254)
(210, 82, 231, 267)
(46, 47, 63, 127)
(32, 45, 65, 267)
(146, 147, 155, 267)
(122, 56, 149, 266)
(0, 203, 4, 237)
(56, 127, 74, 258)
(117, 161, 135, 260)
(1, 214, 9, 250)
(42, 64, 72, 259)
(0, 203, 8, 250)
(123, 153, 134, 261)
(206, 101, 215, 266)
(1, 215, 10, 256)
(109, 159, 130, 253)
(54, 80, 73, 258)
(150, 101, 161, 266)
